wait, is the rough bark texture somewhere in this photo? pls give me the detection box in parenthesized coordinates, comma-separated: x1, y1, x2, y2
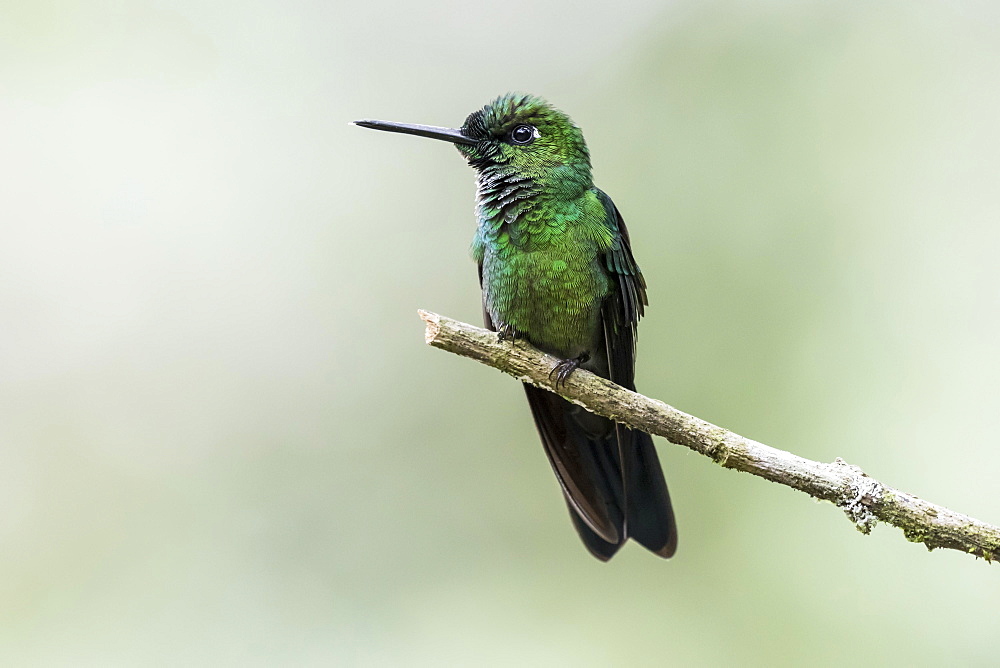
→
(419, 309, 1000, 562)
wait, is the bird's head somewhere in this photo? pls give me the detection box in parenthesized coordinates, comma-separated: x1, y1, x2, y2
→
(355, 93, 592, 191)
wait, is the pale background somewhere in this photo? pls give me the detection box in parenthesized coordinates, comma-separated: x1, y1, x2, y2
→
(2, 1, 999, 665)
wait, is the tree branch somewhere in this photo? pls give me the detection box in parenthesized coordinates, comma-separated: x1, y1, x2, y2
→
(419, 309, 999, 563)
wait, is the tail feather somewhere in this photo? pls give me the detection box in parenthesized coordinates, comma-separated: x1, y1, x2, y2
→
(523, 383, 676, 560)
(566, 501, 623, 561)
(624, 429, 677, 557)
(523, 384, 622, 543)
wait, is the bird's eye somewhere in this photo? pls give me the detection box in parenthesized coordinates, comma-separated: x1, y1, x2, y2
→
(510, 124, 537, 145)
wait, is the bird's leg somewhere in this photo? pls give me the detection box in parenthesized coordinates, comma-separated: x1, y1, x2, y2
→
(550, 352, 590, 389)
(497, 323, 522, 343)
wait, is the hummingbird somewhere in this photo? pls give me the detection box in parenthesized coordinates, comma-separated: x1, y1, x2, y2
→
(355, 94, 677, 560)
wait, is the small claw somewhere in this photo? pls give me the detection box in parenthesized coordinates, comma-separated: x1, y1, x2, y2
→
(497, 323, 521, 343)
(549, 353, 589, 389)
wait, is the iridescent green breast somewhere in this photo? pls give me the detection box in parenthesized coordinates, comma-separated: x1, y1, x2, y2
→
(474, 189, 614, 358)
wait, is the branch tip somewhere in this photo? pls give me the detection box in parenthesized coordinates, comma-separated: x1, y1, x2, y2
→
(418, 310, 441, 344)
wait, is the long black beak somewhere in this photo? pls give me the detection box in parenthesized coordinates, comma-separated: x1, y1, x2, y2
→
(353, 119, 477, 146)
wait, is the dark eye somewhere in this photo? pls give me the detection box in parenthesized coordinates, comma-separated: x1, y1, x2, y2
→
(510, 124, 536, 145)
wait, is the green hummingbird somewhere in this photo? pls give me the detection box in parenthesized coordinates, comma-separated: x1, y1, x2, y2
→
(355, 93, 677, 560)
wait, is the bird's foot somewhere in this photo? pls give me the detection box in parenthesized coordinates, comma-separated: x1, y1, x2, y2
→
(550, 353, 589, 389)
(497, 324, 522, 343)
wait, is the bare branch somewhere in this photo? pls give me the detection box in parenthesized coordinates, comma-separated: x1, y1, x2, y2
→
(419, 309, 1000, 562)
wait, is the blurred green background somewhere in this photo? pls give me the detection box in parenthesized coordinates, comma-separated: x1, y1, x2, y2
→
(2, 0, 1000, 665)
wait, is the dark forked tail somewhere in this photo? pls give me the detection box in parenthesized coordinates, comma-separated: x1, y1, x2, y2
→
(523, 384, 677, 561)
